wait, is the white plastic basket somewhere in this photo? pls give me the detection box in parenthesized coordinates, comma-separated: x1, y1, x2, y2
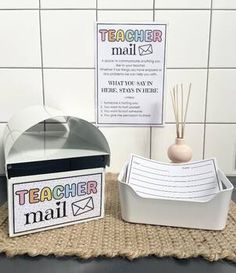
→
(118, 163, 234, 230)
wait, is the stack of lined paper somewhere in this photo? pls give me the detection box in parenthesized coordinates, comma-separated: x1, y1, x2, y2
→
(126, 155, 222, 201)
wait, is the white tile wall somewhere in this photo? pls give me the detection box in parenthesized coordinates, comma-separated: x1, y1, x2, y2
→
(100, 127, 150, 172)
(155, 10, 210, 68)
(41, 10, 96, 67)
(0, 69, 43, 121)
(205, 125, 236, 176)
(44, 69, 95, 121)
(155, 0, 211, 9)
(0, 0, 38, 9)
(98, 0, 153, 9)
(210, 11, 236, 67)
(97, 10, 153, 21)
(213, 0, 236, 9)
(41, 0, 96, 9)
(0, 1, 235, 176)
(207, 69, 236, 122)
(0, 125, 6, 174)
(0, 11, 41, 67)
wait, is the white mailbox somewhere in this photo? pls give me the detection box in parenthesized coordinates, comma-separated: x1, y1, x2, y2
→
(3, 105, 110, 237)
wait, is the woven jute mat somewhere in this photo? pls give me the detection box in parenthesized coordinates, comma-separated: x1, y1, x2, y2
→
(0, 173, 236, 262)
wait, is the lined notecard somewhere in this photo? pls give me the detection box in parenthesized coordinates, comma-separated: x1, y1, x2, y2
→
(126, 155, 221, 201)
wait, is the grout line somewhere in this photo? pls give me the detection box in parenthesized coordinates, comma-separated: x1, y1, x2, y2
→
(0, 67, 236, 70)
(47, 8, 146, 11)
(38, 0, 45, 106)
(0, 67, 43, 69)
(0, 8, 150, 11)
(0, 121, 235, 125)
(154, 8, 236, 11)
(209, 67, 236, 69)
(0, 8, 97, 11)
(40, 8, 97, 11)
(96, 0, 98, 20)
(168, 67, 236, 70)
(39, 0, 47, 137)
(166, 122, 202, 125)
(155, 8, 211, 11)
(102, 8, 236, 11)
(165, 122, 236, 125)
(0, 8, 39, 11)
(149, 126, 152, 159)
(0, 67, 96, 70)
(43, 67, 96, 69)
(167, 67, 208, 69)
(1, 8, 236, 11)
(153, 0, 155, 21)
(213, 9, 236, 11)
(149, 0, 156, 159)
(202, 0, 213, 159)
(95, 1, 98, 126)
(202, 122, 236, 125)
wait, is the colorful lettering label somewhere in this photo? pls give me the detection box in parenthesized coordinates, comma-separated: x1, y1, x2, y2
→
(9, 169, 104, 236)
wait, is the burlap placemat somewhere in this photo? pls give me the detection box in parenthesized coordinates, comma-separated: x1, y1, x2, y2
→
(0, 173, 235, 262)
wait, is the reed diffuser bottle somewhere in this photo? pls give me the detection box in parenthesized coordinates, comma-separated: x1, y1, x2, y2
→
(167, 83, 192, 163)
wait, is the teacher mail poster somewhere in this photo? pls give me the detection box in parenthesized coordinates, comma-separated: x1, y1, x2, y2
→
(96, 23, 167, 125)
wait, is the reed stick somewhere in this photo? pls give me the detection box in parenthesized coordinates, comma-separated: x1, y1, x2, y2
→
(170, 83, 191, 139)
(170, 87, 178, 138)
(182, 83, 191, 138)
(176, 85, 180, 138)
(181, 84, 184, 138)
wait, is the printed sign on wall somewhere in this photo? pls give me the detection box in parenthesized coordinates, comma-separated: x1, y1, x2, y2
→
(8, 168, 104, 236)
(96, 23, 167, 125)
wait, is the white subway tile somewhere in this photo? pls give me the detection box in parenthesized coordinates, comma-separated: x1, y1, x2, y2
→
(210, 11, 236, 67)
(0, 69, 43, 121)
(41, 0, 96, 9)
(0, 124, 6, 175)
(155, 0, 211, 9)
(97, 10, 153, 21)
(44, 69, 95, 121)
(100, 127, 150, 172)
(41, 10, 96, 67)
(165, 69, 207, 122)
(155, 10, 210, 67)
(152, 124, 204, 162)
(0, 0, 38, 8)
(213, 0, 236, 9)
(207, 69, 236, 122)
(98, 0, 153, 9)
(0, 11, 41, 67)
(205, 124, 236, 175)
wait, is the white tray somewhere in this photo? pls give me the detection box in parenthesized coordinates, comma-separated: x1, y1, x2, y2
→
(118, 163, 234, 230)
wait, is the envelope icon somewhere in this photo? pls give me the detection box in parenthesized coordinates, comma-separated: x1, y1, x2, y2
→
(71, 197, 94, 216)
(138, 44, 153, 56)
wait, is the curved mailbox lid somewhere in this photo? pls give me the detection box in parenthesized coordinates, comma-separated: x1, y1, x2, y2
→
(3, 105, 63, 160)
(3, 105, 110, 169)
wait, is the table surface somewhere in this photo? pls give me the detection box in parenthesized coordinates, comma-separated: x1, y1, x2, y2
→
(0, 176, 235, 273)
